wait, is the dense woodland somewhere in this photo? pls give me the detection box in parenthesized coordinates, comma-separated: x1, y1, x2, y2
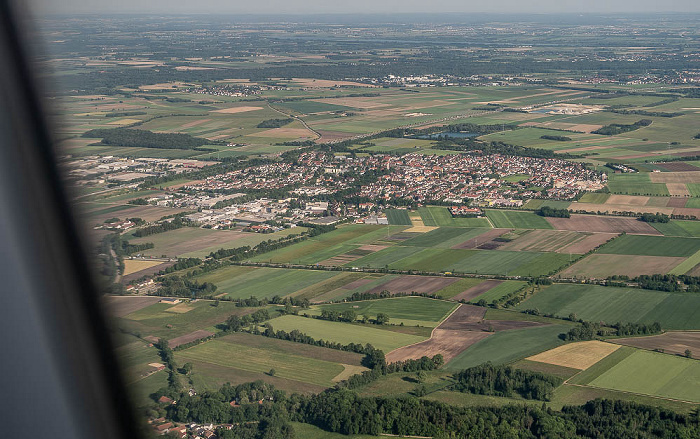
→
(151, 381, 700, 438)
(82, 128, 213, 150)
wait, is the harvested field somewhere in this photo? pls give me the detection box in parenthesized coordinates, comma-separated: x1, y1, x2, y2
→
(667, 183, 691, 196)
(168, 330, 214, 348)
(613, 332, 700, 357)
(527, 341, 620, 370)
(365, 275, 458, 295)
(667, 198, 689, 208)
(498, 230, 588, 253)
(558, 233, 617, 254)
(122, 262, 173, 284)
(123, 259, 163, 276)
(606, 194, 649, 205)
(452, 228, 511, 249)
(650, 171, 700, 184)
(385, 329, 492, 363)
(546, 215, 661, 235)
(559, 254, 685, 278)
(452, 280, 503, 302)
(657, 162, 700, 172)
(104, 296, 161, 317)
(211, 106, 263, 114)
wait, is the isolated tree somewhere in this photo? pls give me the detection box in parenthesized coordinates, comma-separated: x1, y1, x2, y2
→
(269, 368, 276, 377)
(375, 313, 390, 325)
(181, 363, 193, 375)
(686, 349, 693, 359)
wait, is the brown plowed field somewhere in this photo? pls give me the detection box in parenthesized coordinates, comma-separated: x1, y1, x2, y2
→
(385, 329, 492, 363)
(122, 262, 174, 284)
(365, 275, 458, 295)
(613, 332, 700, 357)
(667, 198, 689, 208)
(169, 330, 214, 348)
(558, 233, 617, 254)
(667, 183, 691, 196)
(650, 171, 700, 183)
(452, 280, 503, 302)
(672, 207, 700, 217)
(546, 215, 661, 235)
(498, 230, 587, 253)
(438, 304, 487, 329)
(452, 228, 512, 249)
(105, 296, 161, 317)
(657, 163, 700, 172)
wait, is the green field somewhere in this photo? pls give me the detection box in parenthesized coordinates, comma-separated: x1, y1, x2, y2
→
(385, 209, 412, 226)
(348, 245, 568, 277)
(577, 193, 611, 204)
(419, 206, 492, 228)
(401, 227, 487, 248)
(485, 210, 553, 229)
(248, 225, 400, 264)
(606, 173, 670, 196)
(118, 300, 248, 339)
(290, 423, 380, 439)
(585, 349, 700, 403)
(470, 281, 527, 303)
(444, 325, 568, 371)
(434, 278, 487, 299)
(196, 266, 338, 299)
(515, 283, 700, 330)
(669, 249, 700, 275)
(651, 220, 700, 237)
(267, 315, 426, 352)
(128, 227, 308, 258)
(315, 296, 457, 325)
(175, 338, 348, 387)
(598, 234, 700, 257)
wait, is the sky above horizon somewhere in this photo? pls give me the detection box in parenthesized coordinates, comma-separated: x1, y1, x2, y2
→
(31, 0, 700, 15)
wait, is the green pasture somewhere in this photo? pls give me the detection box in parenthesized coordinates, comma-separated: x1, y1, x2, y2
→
(315, 296, 457, 324)
(587, 349, 700, 403)
(434, 278, 487, 299)
(118, 300, 246, 339)
(266, 315, 426, 353)
(401, 227, 488, 248)
(175, 339, 346, 387)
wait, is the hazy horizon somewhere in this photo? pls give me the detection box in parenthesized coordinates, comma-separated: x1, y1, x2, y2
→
(31, 0, 700, 16)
